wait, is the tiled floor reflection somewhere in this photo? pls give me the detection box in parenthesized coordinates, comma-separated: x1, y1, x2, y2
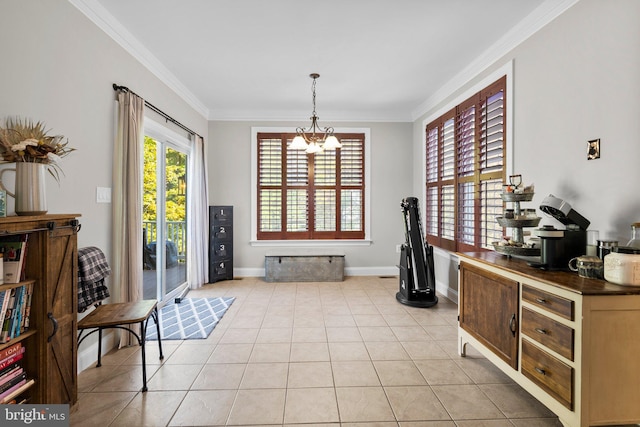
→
(71, 276, 562, 426)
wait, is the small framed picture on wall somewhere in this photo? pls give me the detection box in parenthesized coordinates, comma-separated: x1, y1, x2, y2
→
(587, 138, 600, 160)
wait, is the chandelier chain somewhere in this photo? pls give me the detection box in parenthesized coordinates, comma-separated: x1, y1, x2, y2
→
(311, 76, 317, 117)
(292, 73, 341, 152)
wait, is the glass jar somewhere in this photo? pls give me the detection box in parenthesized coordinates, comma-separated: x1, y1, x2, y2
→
(604, 246, 640, 286)
(627, 222, 640, 249)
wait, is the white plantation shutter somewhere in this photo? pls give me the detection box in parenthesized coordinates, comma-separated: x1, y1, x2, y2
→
(424, 76, 506, 251)
(257, 133, 364, 239)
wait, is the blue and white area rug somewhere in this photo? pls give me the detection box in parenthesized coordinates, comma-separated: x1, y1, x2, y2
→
(146, 297, 235, 340)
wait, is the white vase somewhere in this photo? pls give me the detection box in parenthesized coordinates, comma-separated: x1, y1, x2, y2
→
(0, 162, 48, 216)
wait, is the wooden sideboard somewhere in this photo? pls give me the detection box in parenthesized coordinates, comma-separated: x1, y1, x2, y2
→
(457, 251, 640, 427)
(0, 215, 80, 405)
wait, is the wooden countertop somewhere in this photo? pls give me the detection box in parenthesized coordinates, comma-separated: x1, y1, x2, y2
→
(457, 251, 640, 296)
(0, 214, 81, 223)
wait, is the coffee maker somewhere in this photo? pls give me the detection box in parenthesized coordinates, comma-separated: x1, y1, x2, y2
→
(529, 195, 590, 270)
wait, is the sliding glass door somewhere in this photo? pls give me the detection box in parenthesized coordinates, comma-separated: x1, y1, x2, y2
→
(143, 122, 190, 304)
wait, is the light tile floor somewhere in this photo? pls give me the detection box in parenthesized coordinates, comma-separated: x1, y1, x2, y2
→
(71, 276, 564, 426)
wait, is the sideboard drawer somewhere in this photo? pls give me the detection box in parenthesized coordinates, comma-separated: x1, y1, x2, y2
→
(522, 284, 574, 320)
(522, 307, 574, 361)
(522, 339, 573, 410)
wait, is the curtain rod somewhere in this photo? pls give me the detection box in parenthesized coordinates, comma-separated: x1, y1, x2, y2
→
(112, 83, 202, 139)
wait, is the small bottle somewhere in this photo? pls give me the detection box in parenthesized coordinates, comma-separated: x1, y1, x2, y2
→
(627, 222, 640, 249)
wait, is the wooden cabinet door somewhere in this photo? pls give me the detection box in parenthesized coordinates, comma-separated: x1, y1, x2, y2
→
(42, 227, 78, 404)
(459, 261, 519, 369)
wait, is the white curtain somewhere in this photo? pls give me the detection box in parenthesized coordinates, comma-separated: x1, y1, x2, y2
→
(112, 90, 144, 347)
(187, 134, 209, 288)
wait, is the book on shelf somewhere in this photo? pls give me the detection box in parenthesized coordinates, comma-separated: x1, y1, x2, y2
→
(0, 371, 26, 394)
(0, 341, 22, 362)
(0, 376, 28, 401)
(0, 344, 25, 370)
(0, 363, 23, 384)
(20, 283, 34, 332)
(10, 285, 24, 339)
(0, 290, 10, 327)
(0, 283, 34, 342)
(0, 378, 34, 404)
(0, 361, 22, 384)
(0, 235, 28, 284)
(0, 288, 17, 343)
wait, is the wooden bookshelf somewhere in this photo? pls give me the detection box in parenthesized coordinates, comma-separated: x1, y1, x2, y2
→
(0, 215, 80, 405)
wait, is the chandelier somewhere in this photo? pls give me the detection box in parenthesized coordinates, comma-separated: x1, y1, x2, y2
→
(290, 73, 341, 153)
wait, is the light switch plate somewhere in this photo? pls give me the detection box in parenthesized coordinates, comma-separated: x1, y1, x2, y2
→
(96, 187, 112, 203)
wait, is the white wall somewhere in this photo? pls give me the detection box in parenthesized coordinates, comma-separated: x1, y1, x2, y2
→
(0, 0, 209, 371)
(208, 120, 413, 275)
(0, 0, 208, 259)
(413, 0, 640, 295)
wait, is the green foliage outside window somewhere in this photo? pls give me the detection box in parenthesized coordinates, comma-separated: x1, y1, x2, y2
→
(143, 136, 187, 249)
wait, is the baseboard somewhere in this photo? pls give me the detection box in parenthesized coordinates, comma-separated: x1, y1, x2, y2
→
(77, 330, 117, 373)
(438, 282, 458, 304)
(234, 266, 400, 278)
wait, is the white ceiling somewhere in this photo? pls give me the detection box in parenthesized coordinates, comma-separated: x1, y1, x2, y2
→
(72, 0, 576, 122)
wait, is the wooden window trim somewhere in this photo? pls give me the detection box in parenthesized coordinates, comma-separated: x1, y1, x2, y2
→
(425, 76, 506, 252)
(257, 132, 365, 240)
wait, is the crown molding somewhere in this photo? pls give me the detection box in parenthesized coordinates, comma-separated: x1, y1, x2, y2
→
(208, 108, 412, 123)
(68, 0, 209, 119)
(411, 0, 580, 121)
(69, 0, 578, 124)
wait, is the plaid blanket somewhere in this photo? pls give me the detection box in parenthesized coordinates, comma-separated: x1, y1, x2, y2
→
(78, 246, 111, 312)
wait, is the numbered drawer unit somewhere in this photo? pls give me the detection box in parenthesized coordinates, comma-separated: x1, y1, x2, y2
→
(520, 284, 575, 410)
(209, 206, 233, 283)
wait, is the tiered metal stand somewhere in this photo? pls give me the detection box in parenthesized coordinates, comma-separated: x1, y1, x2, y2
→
(493, 191, 541, 257)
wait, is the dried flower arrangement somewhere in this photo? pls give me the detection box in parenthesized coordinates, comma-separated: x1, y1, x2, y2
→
(0, 117, 75, 182)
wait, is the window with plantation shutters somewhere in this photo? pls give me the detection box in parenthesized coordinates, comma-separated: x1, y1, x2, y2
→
(257, 132, 365, 240)
(425, 76, 506, 252)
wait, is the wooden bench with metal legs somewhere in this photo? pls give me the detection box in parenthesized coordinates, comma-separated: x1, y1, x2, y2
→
(77, 299, 164, 392)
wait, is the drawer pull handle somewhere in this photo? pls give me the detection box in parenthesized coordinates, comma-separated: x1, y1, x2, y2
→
(509, 314, 517, 337)
(535, 328, 548, 335)
(535, 298, 547, 304)
(535, 367, 546, 376)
